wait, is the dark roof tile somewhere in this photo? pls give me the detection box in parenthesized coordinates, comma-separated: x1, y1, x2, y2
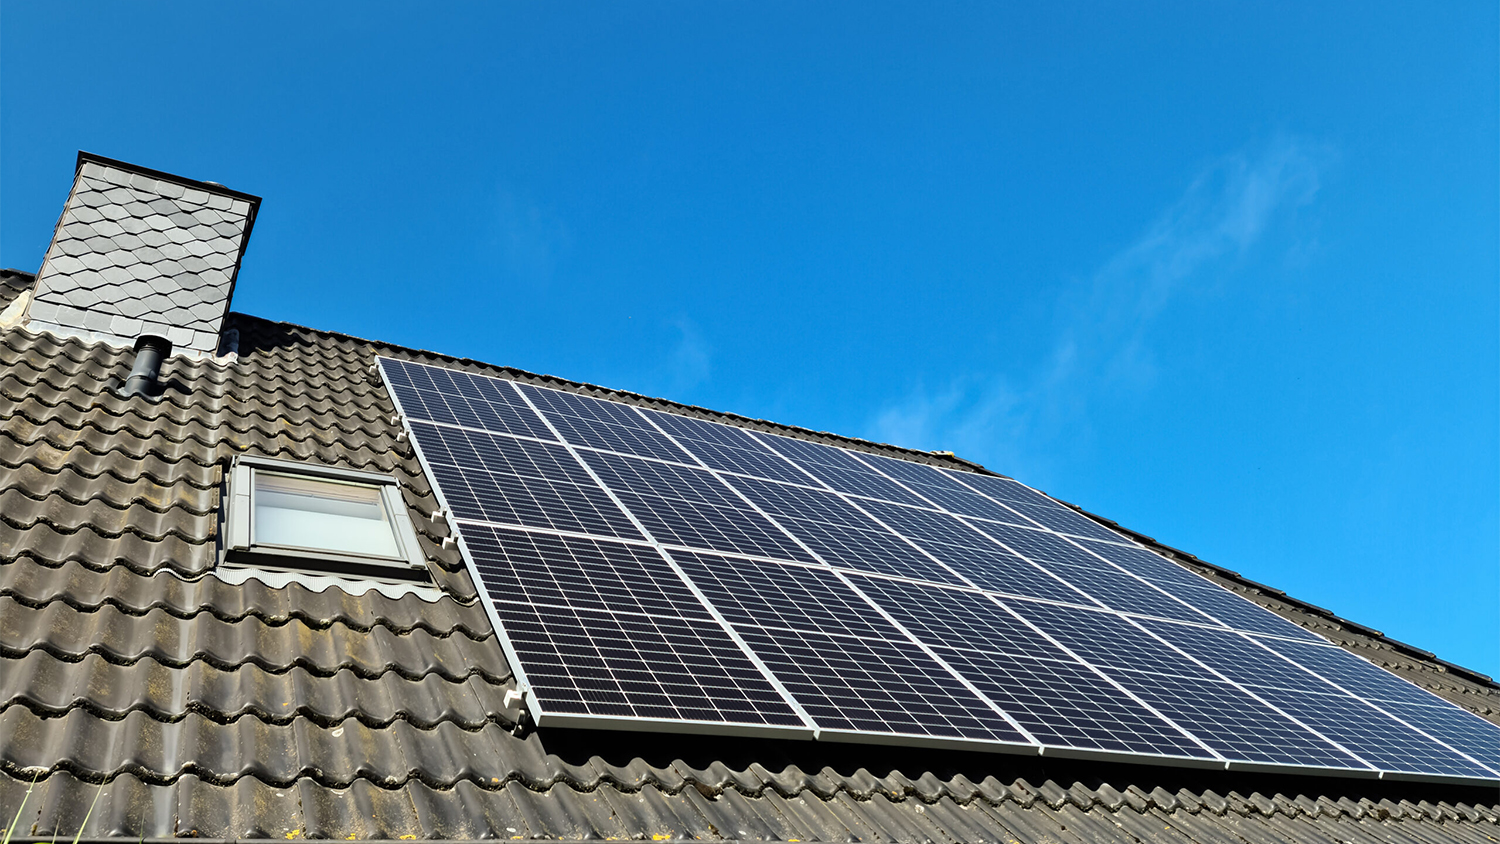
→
(0, 267, 1497, 839)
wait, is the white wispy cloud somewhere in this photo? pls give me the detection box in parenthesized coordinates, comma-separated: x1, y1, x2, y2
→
(868, 134, 1330, 476)
(490, 190, 571, 288)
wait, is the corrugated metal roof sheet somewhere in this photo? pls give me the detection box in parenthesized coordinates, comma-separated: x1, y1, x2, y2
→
(1, 267, 1496, 841)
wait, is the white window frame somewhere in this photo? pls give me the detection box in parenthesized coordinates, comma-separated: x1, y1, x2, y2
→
(223, 455, 428, 577)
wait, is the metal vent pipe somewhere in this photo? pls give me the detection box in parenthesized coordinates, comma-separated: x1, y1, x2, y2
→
(123, 334, 172, 397)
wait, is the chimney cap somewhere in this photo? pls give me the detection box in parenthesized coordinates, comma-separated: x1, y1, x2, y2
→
(75, 151, 263, 211)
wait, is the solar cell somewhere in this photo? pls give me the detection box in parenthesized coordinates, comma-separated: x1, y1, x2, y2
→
(738, 626, 1026, 742)
(580, 450, 816, 562)
(413, 421, 643, 539)
(750, 432, 931, 506)
(497, 603, 803, 726)
(725, 476, 963, 583)
(645, 411, 814, 484)
(1250, 688, 1495, 779)
(934, 648, 1212, 757)
(516, 383, 695, 463)
(1108, 671, 1366, 768)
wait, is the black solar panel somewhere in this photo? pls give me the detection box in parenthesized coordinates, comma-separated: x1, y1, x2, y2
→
(724, 476, 963, 583)
(739, 626, 1025, 741)
(580, 450, 816, 562)
(380, 357, 1499, 784)
(645, 410, 816, 484)
(934, 648, 1212, 757)
(413, 421, 643, 540)
(1250, 688, 1495, 779)
(751, 432, 932, 506)
(516, 382, 695, 463)
(1108, 671, 1366, 768)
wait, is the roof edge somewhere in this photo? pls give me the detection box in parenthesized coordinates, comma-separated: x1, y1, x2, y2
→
(76, 152, 263, 207)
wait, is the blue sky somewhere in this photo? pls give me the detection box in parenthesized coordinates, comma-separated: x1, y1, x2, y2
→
(3, 3, 1496, 676)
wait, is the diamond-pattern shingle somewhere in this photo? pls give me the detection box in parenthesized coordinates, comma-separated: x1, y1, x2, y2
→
(26, 155, 258, 355)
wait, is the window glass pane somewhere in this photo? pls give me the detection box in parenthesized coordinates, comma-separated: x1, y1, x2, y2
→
(254, 472, 402, 558)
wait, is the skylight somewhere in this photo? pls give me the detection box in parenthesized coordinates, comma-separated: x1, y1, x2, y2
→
(223, 455, 428, 579)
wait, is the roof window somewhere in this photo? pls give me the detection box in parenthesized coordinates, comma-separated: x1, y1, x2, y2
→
(222, 455, 429, 580)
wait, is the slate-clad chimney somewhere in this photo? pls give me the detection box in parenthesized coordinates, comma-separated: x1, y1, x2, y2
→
(23, 152, 261, 356)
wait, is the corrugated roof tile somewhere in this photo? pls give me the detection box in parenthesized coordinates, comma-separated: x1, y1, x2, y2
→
(1, 267, 1497, 839)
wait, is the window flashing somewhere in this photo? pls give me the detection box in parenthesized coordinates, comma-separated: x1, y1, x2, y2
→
(223, 454, 429, 579)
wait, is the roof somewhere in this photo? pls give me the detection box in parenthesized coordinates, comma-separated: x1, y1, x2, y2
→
(1, 266, 1497, 842)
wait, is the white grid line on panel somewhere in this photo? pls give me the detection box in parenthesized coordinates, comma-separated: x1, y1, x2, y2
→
(1090, 605, 1389, 773)
(637, 405, 1033, 741)
(970, 593, 1224, 762)
(509, 380, 819, 732)
(377, 358, 549, 721)
(832, 570, 1040, 744)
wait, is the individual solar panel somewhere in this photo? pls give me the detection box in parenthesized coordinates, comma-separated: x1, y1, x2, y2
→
(1009, 600, 1219, 678)
(1253, 638, 1453, 705)
(934, 648, 1212, 757)
(676, 552, 1027, 743)
(381, 356, 1498, 784)
(1108, 671, 1366, 769)
(1074, 540, 1217, 591)
(954, 473, 1068, 510)
(1250, 688, 1495, 779)
(1043, 563, 1222, 625)
(967, 521, 1106, 569)
(462, 525, 707, 619)
(738, 627, 1025, 742)
(463, 526, 803, 728)
(724, 475, 963, 584)
(516, 382, 695, 463)
(673, 551, 892, 639)
(1134, 620, 1340, 694)
(496, 603, 804, 726)
(645, 410, 814, 484)
(1172, 585, 1321, 642)
(750, 431, 931, 506)
(851, 577, 1072, 661)
(1366, 701, 1500, 775)
(383, 358, 557, 440)
(858, 454, 1035, 525)
(413, 420, 643, 540)
(580, 450, 816, 562)
(923, 543, 1096, 604)
(1002, 500, 1129, 543)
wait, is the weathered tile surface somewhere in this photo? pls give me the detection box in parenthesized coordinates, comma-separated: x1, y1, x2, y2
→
(0, 267, 1496, 840)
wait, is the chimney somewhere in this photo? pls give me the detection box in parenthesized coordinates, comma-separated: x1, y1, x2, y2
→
(22, 152, 261, 356)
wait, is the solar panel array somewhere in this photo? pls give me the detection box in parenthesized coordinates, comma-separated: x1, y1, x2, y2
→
(379, 357, 1500, 783)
